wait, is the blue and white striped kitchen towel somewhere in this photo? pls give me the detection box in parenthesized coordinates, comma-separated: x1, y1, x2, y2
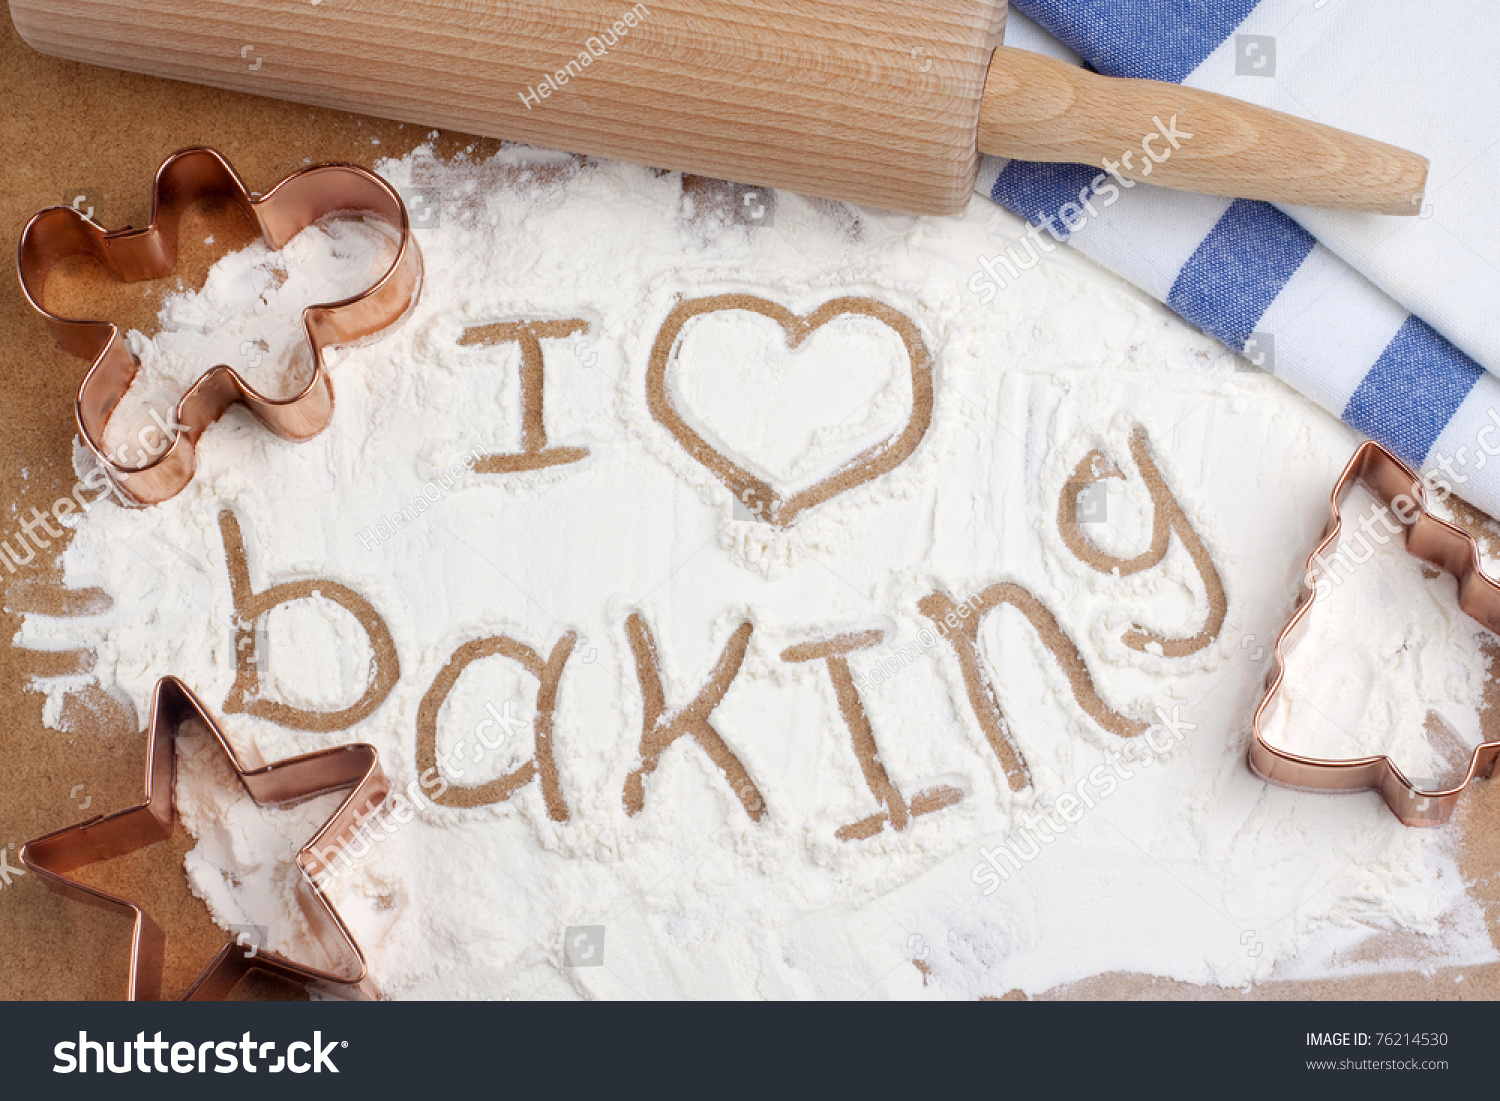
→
(979, 3, 1500, 517)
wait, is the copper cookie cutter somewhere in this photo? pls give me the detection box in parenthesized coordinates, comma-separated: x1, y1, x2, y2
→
(17, 146, 421, 505)
(21, 676, 390, 1000)
(1249, 441, 1500, 826)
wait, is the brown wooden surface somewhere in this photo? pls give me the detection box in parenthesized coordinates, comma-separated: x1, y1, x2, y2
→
(0, 18, 1494, 1000)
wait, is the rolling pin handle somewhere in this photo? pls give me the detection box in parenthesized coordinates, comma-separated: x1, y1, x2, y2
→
(977, 46, 1428, 216)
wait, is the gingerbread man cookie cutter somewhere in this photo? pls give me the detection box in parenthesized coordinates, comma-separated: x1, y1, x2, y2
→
(21, 676, 390, 1000)
(17, 146, 421, 505)
(1249, 441, 1500, 826)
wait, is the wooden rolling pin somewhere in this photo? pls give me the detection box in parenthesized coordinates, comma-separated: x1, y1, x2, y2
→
(10, 0, 1427, 216)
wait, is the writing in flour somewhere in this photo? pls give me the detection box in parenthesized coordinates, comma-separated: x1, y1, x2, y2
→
(212, 435, 1186, 830)
(15, 146, 1498, 998)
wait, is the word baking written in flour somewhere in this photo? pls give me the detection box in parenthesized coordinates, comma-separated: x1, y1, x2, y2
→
(215, 424, 1223, 843)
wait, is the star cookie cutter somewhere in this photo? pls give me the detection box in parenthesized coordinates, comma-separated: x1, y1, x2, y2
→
(21, 676, 390, 999)
(1249, 441, 1500, 826)
(17, 146, 421, 506)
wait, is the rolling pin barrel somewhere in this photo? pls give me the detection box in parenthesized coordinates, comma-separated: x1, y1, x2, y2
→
(9, 0, 1425, 216)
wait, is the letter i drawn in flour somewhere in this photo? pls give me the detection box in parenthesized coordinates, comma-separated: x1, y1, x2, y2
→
(783, 631, 963, 841)
(459, 318, 592, 473)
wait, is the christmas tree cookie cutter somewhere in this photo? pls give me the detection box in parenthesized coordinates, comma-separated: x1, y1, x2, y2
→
(1249, 441, 1500, 826)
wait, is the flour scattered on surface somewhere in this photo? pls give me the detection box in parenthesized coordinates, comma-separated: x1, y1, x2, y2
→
(16, 143, 1496, 999)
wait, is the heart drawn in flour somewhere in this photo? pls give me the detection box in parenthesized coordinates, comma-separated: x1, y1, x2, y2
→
(647, 294, 934, 526)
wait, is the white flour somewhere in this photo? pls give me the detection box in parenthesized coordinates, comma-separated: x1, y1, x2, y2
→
(17, 144, 1497, 998)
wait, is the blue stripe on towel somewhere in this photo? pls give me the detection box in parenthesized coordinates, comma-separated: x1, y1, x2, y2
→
(976, 5, 1500, 517)
(989, 161, 1105, 242)
(1343, 317, 1484, 464)
(1012, 0, 1260, 82)
(1166, 200, 1316, 351)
